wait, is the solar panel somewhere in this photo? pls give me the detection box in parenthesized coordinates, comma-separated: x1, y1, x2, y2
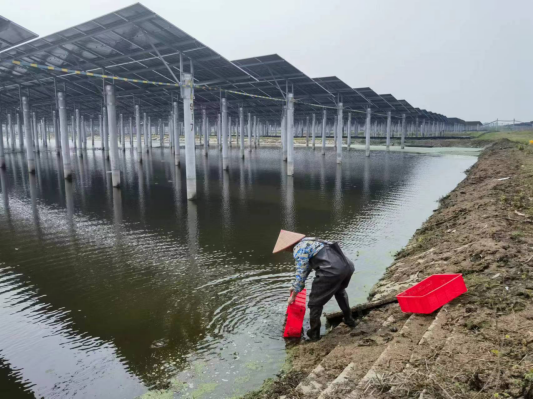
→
(353, 88, 394, 111)
(313, 77, 371, 111)
(0, 15, 38, 52)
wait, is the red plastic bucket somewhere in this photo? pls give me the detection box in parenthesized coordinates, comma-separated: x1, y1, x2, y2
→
(284, 289, 307, 338)
(396, 274, 467, 314)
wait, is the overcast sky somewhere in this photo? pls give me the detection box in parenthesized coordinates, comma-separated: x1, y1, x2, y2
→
(4, 0, 533, 122)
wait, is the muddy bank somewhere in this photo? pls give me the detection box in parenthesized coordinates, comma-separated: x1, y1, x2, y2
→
(250, 139, 533, 399)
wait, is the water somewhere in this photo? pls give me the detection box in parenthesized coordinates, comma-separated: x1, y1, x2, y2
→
(0, 146, 476, 398)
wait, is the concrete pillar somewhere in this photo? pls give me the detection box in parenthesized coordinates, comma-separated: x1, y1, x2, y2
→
(158, 118, 163, 148)
(173, 101, 180, 166)
(239, 107, 245, 159)
(181, 73, 196, 200)
(321, 109, 326, 155)
(32, 112, 39, 154)
(7, 114, 13, 152)
(346, 113, 351, 151)
(311, 113, 316, 150)
(90, 118, 94, 148)
(401, 114, 406, 150)
(336, 103, 343, 164)
(148, 116, 152, 150)
(105, 85, 120, 188)
(365, 108, 371, 157)
(253, 116, 257, 149)
(0, 118, 5, 169)
(143, 113, 148, 152)
(217, 114, 221, 150)
(42, 118, 48, 148)
(281, 107, 287, 160)
(120, 114, 125, 151)
(17, 113, 23, 150)
(129, 117, 133, 148)
(287, 93, 295, 176)
(103, 107, 109, 159)
(22, 97, 35, 173)
(136, 105, 142, 162)
(221, 98, 229, 170)
(76, 109, 81, 155)
(57, 93, 71, 179)
(247, 113, 252, 153)
(82, 116, 87, 152)
(202, 108, 208, 156)
(386, 111, 392, 150)
(305, 116, 309, 147)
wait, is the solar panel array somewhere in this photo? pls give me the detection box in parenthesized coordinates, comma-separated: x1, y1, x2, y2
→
(0, 4, 458, 125)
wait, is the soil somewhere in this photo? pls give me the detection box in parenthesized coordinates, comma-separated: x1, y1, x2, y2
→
(250, 139, 533, 399)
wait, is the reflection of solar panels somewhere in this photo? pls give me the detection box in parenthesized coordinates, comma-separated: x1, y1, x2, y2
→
(0, 15, 38, 52)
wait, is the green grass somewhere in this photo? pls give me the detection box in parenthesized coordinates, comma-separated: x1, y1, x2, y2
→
(473, 130, 533, 144)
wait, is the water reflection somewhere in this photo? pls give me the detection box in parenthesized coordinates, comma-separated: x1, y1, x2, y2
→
(0, 148, 476, 398)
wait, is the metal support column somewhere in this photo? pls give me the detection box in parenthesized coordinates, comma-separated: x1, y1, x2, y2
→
(120, 114, 125, 151)
(22, 97, 35, 173)
(182, 73, 196, 200)
(105, 85, 120, 188)
(386, 111, 392, 150)
(346, 113, 351, 151)
(58, 92, 71, 179)
(401, 114, 406, 150)
(336, 103, 343, 164)
(281, 107, 287, 160)
(32, 112, 39, 154)
(287, 93, 295, 176)
(202, 108, 208, 156)
(239, 107, 244, 159)
(136, 105, 142, 162)
(173, 101, 180, 166)
(221, 98, 229, 170)
(321, 109, 326, 155)
(365, 108, 371, 157)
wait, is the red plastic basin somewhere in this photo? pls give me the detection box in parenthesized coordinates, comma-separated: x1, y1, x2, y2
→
(284, 289, 307, 338)
(396, 274, 467, 314)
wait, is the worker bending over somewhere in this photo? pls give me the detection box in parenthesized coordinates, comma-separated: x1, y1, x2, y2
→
(273, 230, 356, 341)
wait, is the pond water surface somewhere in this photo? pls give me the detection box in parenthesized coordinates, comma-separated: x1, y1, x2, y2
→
(0, 147, 476, 398)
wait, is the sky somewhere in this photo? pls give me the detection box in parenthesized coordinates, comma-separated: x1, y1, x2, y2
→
(4, 0, 533, 123)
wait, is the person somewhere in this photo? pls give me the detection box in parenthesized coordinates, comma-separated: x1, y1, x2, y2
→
(273, 229, 356, 341)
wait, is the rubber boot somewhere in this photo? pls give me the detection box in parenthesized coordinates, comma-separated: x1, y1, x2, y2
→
(335, 290, 356, 328)
(307, 306, 322, 341)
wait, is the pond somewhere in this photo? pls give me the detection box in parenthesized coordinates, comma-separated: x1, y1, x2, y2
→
(0, 146, 476, 398)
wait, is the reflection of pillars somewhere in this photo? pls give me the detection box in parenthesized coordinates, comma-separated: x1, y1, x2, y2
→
(222, 169, 231, 233)
(120, 114, 125, 152)
(29, 174, 41, 236)
(239, 155, 246, 204)
(202, 149, 209, 200)
(0, 169, 10, 221)
(285, 176, 295, 230)
(54, 154, 64, 206)
(182, 73, 196, 200)
(186, 201, 199, 258)
(65, 180, 75, 235)
(103, 107, 109, 160)
(8, 114, 14, 152)
(112, 187, 123, 240)
(217, 114, 221, 151)
(76, 109, 81, 157)
(311, 113, 316, 150)
(22, 97, 35, 173)
(90, 118, 94, 149)
(129, 116, 133, 149)
(334, 164, 343, 220)
(172, 165, 182, 220)
(363, 156, 370, 201)
(287, 93, 295, 176)
(105, 85, 121, 187)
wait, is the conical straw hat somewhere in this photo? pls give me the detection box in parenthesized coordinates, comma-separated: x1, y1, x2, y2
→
(273, 230, 306, 254)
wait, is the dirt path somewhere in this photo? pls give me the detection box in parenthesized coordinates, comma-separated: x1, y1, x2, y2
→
(250, 140, 533, 399)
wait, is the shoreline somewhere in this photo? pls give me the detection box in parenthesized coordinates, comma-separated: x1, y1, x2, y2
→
(250, 139, 533, 399)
